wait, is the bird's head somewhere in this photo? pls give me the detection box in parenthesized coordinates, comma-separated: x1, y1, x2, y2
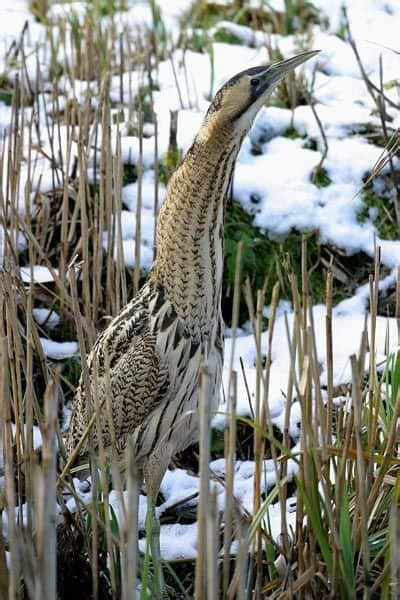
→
(199, 50, 319, 141)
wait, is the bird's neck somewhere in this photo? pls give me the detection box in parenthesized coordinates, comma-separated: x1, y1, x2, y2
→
(151, 124, 241, 338)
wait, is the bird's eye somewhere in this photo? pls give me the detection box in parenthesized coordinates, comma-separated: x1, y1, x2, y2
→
(250, 78, 260, 86)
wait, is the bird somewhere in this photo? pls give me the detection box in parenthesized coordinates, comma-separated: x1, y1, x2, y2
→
(64, 49, 318, 594)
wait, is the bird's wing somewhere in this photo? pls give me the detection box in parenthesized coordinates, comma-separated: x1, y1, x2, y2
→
(104, 327, 170, 453)
(65, 284, 170, 459)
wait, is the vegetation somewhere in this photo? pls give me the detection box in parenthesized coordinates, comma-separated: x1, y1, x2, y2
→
(358, 180, 398, 240)
(0, 0, 399, 598)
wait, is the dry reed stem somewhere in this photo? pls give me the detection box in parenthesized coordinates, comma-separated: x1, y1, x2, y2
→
(223, 239, 242, 595)
(206, 486, 219, 600)
(194, 364, 212, 599)
(121, 440, 139, 600)
(34, 378, 58, 600)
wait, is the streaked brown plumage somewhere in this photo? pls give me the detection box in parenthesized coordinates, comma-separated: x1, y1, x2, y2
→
(64, 50, 318, 591)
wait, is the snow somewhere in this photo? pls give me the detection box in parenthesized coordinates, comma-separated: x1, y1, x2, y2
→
(40, 338, 78, 360)
(0, 1, 36, 47)
(20, 265, 58, 283)
(216, 292, 399, 434)
(324, 137, 384, 184)
(11, 423, 42, 450)
(0, 102, 12, 135)
(33, 308, 61, 330)
(120, 136, 157, 169)
(158, 468, 200, 513)
(143, 523, 198, 561)
(0, 228, 27, 265)
(211, 450, 299, 513)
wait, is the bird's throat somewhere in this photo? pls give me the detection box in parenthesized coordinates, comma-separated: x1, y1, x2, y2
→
(151, 130, 240, 338)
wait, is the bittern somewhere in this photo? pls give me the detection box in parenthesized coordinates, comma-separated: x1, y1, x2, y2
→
(65, 49, 318, 593)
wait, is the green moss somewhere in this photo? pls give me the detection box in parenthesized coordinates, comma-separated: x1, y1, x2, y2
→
(89, 0, 127, 17)
(384, 79, 400, 91)
(210, 429, 225, 454)
(268, 97, 290, 110)
(189, 3, 225, 31)
(312, 167, 332, 188)
(112, 109, 126, 125)
(213, 28, 242, 45)
(210, 422, 256, 461)
(133, 85, 154, 124)
(159, 147, 181, 185)
(62, 357, 82, 389)
(357, 183, 397, 240)
(222, 199, 378, 325)
(336, 20, 347, 41)
(0, 88, 12, 106)
(283, 127, 305, 140)
(223, 201, 328, 321)
(356, 123, 389, 147)
(272, 67, 308, 110)
(187, 29, 210, 54)
(122, 164, 137, 186)
(303, 138, 318, 151)
(28, 0, 49, 23)
(0, 72, 34, 106)
(282, 0, 319, 35)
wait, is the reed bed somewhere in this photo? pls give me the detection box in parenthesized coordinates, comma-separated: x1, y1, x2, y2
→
(0, 2, 399, 598)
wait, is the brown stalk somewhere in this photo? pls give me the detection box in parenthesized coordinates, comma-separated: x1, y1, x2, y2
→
(223, 371, 237, 597)
(121, 440, 139, 600)
(253, 288, 265, 600)
(350, 355, 371, 582)
(194, 364, 212, 599)
(34, 378, 58, 600)
(207, 486, 219, 600)
(134, 107, 144, 296)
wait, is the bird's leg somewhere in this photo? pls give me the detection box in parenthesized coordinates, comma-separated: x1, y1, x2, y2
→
(142, 443, 173, 599)
(146, 490, 166, 598)
(142, 488, 169, 599)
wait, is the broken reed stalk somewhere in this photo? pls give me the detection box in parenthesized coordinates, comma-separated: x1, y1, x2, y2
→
(35, 378, 58, 600)
(295, 235, 309, 587)
(325, 266, 333, 448)
(261, 282, 280, 514)
(68, 266, 97, 596)
(367, 247, 380, 484)
(397, 268, 400, 345)
(280, 301, 296, 551)
(253, 287, 265, 600)
(223, 240, 242, 596)
(153, 112, 159, 261)
(114, 130, 128, 312)
(1, 276, 19, 599)
(134, 107, 144, 296)
(206, 486, 219, 600)
(194, 364, 212, 600)
(350, 355, 371, 582)
(92, 360, 118, 596)
(223, 370, 237, 597)
(121, 440, 139, 600)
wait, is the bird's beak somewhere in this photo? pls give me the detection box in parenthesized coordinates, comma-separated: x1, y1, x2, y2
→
(254, 50, 320, 97)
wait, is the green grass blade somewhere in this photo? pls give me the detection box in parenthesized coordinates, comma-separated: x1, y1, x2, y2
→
(339, 488, 356, 597)
(296, 477, 333, 575)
